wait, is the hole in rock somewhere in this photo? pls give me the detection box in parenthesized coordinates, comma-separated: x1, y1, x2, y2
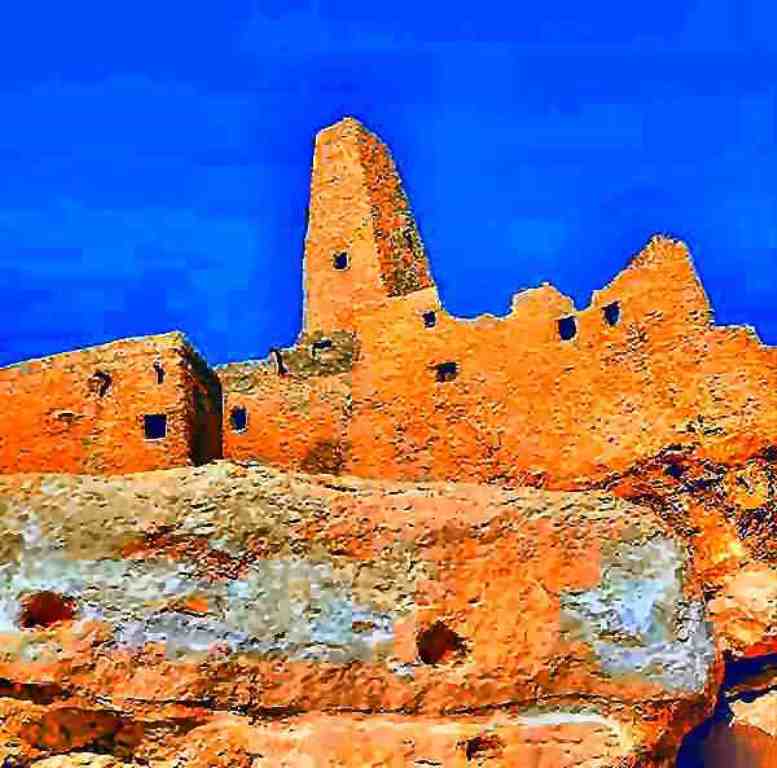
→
(143, 413, 167, 440)
(417, 621, 466, 664)
(18, 591, 76, 628)
(423, 311, 437, 328)
(434, 362, 458, 382)
(464, 733, 505, 761)
(603, 301, 621, 326)
(558, 316, 577, 340)
(230, 406, 247, 432)
(666, 463, 684, 479)
(333, 252, 349, 270)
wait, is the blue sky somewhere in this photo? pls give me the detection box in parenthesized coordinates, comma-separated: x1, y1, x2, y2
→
(1, 1, 776, 366)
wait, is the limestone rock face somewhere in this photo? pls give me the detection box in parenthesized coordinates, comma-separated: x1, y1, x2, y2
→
(0, 462, 727, 766)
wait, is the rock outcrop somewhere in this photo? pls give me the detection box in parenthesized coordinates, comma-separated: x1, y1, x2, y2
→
(0, 454, 773, 766)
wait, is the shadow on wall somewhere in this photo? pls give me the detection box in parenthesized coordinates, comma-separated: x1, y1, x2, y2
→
(676, 653, 777, 767)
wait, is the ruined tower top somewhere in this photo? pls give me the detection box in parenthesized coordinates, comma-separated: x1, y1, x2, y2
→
(302, 117, 435, 334)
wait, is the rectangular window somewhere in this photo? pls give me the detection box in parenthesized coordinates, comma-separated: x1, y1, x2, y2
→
(230, 406, 247, 432)
(144, 414, 167, 440)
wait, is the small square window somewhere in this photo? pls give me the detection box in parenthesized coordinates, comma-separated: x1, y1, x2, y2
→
(230, 406, 247, 432)
(144, 414, 167, 440)
(422, 310, 437, 328)
(333, 252, 349, 270)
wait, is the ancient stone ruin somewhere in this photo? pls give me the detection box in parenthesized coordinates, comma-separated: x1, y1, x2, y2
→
(0, 118, 774, 766)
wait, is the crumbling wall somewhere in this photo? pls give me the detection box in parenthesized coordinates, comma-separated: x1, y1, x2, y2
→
(344, 235, 777, 485)
(0, 332, 220, 474)
(302, 118, 433, 335)
(286, 118, 777, 484)
(219, 332, 354, 472)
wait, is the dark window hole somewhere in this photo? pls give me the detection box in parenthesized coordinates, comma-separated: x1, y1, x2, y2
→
(558, 316, 577, 341)
(464, 734, 505, 761)
(144, 414, 167, 440)
(423, 311, 437, 328)
(230, 406, 247, 432)
(153, 361, 165, 384)
(333, 252, 349, 270)
(312, 338, 333, 353)
(435, 361, 458, 382)
(18, 591, 76, 629)
(417, 621, 466, 665)
(603, 301, 620, 326)
(90, 370, 112, 397)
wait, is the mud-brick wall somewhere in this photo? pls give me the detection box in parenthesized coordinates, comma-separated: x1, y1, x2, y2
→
(0, 332, 221, 474)
(219, 332, 354, 473)
(344, 236, 777, 486)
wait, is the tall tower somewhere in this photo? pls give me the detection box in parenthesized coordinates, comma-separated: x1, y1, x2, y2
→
(302, 117, 434, 334)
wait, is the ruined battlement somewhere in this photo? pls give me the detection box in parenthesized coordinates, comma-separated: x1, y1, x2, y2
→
(1, 117, 776, 481)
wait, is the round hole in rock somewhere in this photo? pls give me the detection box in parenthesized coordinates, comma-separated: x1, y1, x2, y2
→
(665, 463, 684, 479)
(416, 621, 466, 665)
(464, 734, 505, 761)
(18, 591, 76, 628)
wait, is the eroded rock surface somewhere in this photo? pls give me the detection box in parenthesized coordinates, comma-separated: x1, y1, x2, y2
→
(0, 461, 743, 766)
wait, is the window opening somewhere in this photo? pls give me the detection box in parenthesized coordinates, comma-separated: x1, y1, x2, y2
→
(143, 414, 167, 440)
(435, 361, 458, 382)
(333, 252, 349, 270)
(230, 406, 247, 432)
(423, 310, 437, 328)
(558, 316, 577, 341)
(312, 338, 333, 354)
(153, 361, 165, 383)
(603, 301, 620, 326)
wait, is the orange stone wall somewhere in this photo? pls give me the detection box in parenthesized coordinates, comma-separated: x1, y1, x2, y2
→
(0, 332, 222, 474)
(222, 118, 777, 485)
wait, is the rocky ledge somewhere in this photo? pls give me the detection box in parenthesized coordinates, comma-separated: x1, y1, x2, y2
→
(0, 456, 774, 766)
